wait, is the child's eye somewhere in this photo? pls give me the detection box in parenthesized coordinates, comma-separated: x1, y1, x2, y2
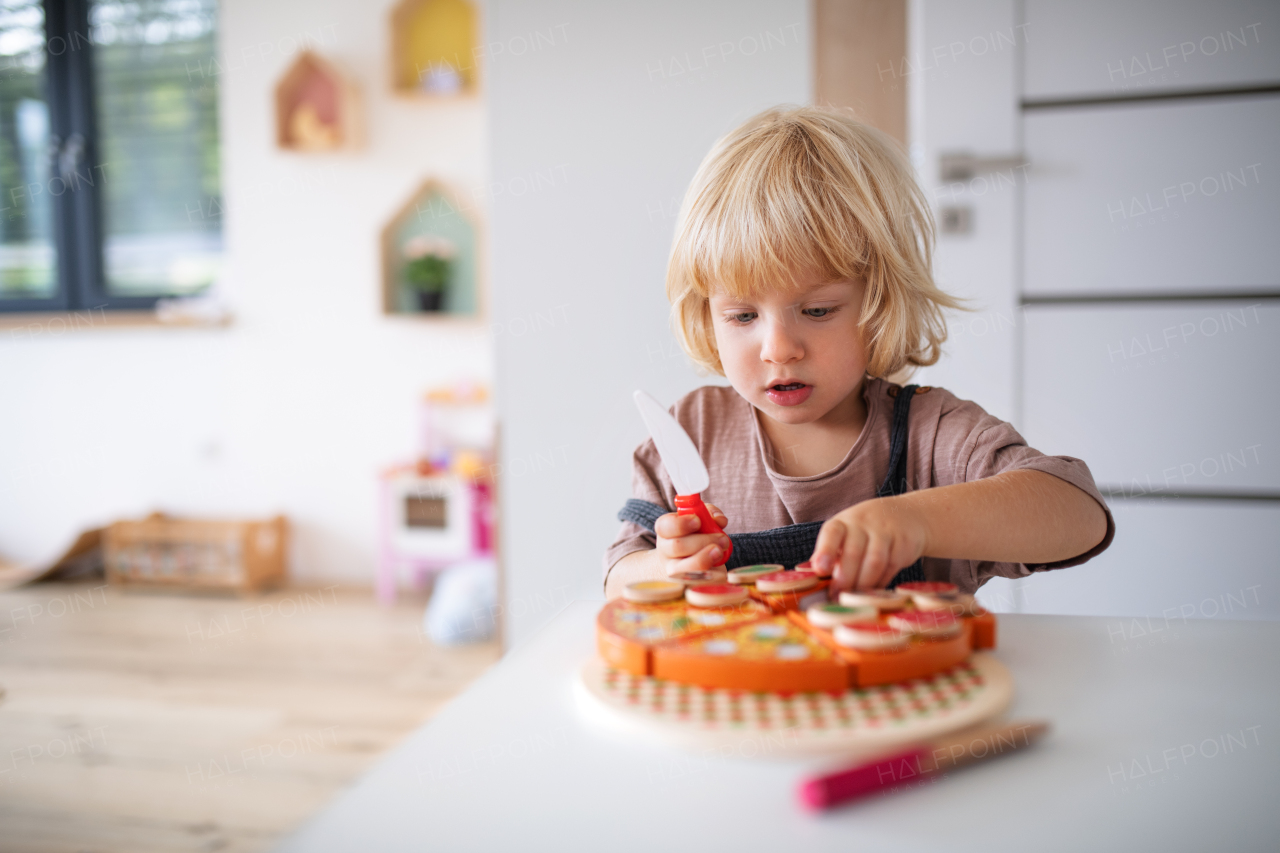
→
(802, 307, 836, 318)
(726, 312, 757, 324)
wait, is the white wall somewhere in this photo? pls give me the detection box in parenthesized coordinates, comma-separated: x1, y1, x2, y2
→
(487, 0, 812, 647)
(0, 0, 491, 585)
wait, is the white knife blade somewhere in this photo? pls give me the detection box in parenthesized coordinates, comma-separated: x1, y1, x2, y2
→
(633, 390, 709, 496)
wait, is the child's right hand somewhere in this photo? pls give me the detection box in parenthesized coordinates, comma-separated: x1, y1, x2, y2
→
(654, 505, 731, 576)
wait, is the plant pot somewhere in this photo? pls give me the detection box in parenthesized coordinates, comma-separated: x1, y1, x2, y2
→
(417, 291, 444, 312)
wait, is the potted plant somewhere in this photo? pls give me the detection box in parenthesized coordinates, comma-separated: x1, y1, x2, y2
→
(402, 235, 456, 311)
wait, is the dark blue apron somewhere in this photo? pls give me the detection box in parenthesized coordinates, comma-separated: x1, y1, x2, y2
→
(617, 384, 926, 588)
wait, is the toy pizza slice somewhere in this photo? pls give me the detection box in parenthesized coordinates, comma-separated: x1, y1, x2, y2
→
(788, 607, 995, 686)
(596, 597, 770, 675)
(651, 615, 848, 692)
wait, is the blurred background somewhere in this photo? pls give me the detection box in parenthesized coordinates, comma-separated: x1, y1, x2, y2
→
(0, 0, 1275, 849)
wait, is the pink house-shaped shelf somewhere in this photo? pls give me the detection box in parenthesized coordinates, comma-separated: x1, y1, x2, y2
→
(274, 51, 359, 152)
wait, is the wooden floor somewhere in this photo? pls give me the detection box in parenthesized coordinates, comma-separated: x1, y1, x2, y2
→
(0, 581, 501, 853)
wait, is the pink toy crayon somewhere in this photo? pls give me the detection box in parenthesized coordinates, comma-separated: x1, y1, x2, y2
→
(798, 720, 1050, 810)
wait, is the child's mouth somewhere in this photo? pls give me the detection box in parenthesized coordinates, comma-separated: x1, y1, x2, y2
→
(766, 382, 813, 407)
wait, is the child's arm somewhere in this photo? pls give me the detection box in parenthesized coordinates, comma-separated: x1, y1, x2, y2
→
(812, 469, 1108, 592)
(604, 507, 731, 599)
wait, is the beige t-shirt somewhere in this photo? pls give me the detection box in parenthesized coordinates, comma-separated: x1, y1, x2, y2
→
(603, 378, 1114, 594)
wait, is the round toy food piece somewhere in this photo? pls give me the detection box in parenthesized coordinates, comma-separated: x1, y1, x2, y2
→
(755, 571, 819, 594)
(669, 569, 728, 586)
(726, 564, 782, 585)
(806, 603, 878, 629)
(624, 580, 685, 603)
(888, 610, 962, 638)
(685, 584, 750, 608)
(833, 622, 911, 652)
(839, 589, 910, 611)
(795, 560, 832, 579)
(915, 592, 982, 616)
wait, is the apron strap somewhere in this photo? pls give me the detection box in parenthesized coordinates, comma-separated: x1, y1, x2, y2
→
(617, 498, 667, 532)
(878, 385, 926, 586)
(877, 383, 916, 498)
(616, 384, 926, 586)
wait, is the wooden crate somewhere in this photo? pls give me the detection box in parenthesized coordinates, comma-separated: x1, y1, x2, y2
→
(104, 513, 288, 593)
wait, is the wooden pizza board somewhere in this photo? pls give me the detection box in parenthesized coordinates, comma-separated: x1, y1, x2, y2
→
(575, 652, 1014, 759)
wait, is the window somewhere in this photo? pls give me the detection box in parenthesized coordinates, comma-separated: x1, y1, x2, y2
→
(0, 0, 220, 313)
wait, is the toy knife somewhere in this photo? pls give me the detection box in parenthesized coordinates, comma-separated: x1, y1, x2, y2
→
(633, 390, 731, 566)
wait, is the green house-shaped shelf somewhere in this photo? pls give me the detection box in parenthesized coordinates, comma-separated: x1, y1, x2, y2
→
(381, 180, 483, 319)
(390, 0, 481, 97)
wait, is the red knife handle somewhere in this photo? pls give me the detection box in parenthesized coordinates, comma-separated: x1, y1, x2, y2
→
(674, 493, 731, 566)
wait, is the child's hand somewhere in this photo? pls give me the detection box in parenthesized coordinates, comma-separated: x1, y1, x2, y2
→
(654, 505, 731, 576)
(810, 498, 928, 592)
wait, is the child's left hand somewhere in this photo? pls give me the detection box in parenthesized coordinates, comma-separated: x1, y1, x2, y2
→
(810, 497, 928, 592)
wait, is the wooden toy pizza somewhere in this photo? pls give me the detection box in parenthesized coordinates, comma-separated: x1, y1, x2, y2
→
(578, 573, 1013, 756)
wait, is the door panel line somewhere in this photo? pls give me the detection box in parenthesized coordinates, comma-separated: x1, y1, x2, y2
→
(1100, 489, 1280, 503)
(1022, 291, 1280, 306)
(1022, 84, 1280, 112)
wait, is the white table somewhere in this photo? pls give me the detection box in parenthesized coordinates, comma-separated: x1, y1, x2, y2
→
(275, 602, 1280, 852)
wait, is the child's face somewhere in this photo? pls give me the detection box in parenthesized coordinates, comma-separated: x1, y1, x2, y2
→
(709, 272, 869, 426)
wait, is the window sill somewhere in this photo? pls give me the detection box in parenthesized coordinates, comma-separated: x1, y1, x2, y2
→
(0, 309, 232, 333)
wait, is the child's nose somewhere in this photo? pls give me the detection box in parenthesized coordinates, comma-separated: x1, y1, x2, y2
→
(760, 320, 803, 363)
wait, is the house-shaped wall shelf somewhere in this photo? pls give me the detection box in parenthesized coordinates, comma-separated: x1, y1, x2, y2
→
(381, 180, 483, 319)
(274, 51, 359, 152)
(390, 0, 480, 97)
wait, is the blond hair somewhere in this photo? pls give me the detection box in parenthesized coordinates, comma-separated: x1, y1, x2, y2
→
(666, 105, 960, 378)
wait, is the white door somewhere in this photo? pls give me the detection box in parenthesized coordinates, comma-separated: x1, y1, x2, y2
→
(913, 0, 1280, 620)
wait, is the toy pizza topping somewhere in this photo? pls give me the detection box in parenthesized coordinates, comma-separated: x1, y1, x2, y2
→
(726, 564, 782, 584)
(806, 603, 878, 629)
(685, 584, 750, 608)
(795, 560, 832, 578)
(689, 584, 737, 594)
(888, 610, 962, 637)
(839, 589, 910, 610)
(756, 571, 819, 593)
(846, 622, 905, 634)
(670, 569, 728, 586)
(915, 592, 982, 616)
(623, 580, 685, 603)
(832, 622, 911, 651)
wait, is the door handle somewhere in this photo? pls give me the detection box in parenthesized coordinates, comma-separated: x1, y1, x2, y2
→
(939, 152, 1027, 182)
